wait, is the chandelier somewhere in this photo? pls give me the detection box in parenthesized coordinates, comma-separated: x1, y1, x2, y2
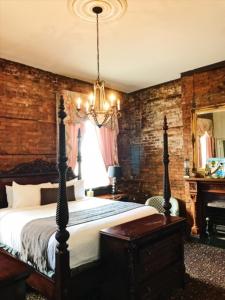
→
(76, 6, 121, 128)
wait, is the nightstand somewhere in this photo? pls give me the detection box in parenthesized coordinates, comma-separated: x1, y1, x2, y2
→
(98, 193, 128, 201)
(0, 251, 30, 300)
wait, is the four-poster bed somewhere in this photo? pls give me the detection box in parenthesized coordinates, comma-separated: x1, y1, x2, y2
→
(0, 96, 185, 300)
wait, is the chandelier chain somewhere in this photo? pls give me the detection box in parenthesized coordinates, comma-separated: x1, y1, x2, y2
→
(96, 13, 100, 81)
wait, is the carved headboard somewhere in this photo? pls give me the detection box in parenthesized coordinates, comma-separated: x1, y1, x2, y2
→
(0, 160, 76, 208)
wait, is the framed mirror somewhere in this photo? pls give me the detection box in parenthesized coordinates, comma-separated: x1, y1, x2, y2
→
(192, 105, 225, 175)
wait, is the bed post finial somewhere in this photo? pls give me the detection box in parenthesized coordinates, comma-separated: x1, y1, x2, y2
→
(55, 95, 70, 300)
(77, 127, 82, 180)
(163, 115, 171, 216)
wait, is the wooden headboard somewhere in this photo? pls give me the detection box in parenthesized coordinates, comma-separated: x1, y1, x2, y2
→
(0, 159, 76, 208)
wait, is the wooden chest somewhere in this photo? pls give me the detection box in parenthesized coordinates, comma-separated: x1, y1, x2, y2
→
(100, 214, 186, 300)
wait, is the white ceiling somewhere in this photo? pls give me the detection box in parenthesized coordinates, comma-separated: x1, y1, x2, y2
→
(0, 0, 225, 92)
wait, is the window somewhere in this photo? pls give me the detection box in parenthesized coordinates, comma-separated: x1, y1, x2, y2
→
(76, 120, 109, 189)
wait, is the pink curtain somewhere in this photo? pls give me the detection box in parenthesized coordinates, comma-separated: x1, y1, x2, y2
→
(96, 126, 118, 169)
(61, 90, 87, 169)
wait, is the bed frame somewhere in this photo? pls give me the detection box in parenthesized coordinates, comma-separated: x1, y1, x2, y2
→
(0, 96, 185, 300)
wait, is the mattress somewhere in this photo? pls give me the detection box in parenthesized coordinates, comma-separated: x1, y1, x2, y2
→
(0, 197, 157, 271)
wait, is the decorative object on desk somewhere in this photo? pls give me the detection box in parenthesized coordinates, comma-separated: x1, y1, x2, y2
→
(184, 158, 190, 178)
(205, 158, 225, 178)
(87, 188, 94, 197)
(108, 165, 122, 194)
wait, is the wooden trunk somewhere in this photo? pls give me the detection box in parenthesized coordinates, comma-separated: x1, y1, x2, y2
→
(100, 214, 185, 300)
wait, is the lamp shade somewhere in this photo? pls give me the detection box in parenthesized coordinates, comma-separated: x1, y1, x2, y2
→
(108, 166, 122, 179)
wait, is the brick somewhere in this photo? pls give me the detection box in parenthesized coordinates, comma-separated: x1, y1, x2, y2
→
(0, 58, 124, 171)
(118, 67, 225, 216)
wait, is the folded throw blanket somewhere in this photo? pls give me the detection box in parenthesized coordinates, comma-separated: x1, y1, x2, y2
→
(20, 201, 143, 273)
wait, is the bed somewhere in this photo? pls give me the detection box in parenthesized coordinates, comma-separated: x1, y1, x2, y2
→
(0, 96, 186, 300)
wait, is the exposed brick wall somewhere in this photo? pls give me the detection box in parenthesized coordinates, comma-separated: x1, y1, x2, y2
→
(118, 63, 225, 215)
(118, 80, 184, 208)
(182, 65, 225, 219)
(1, 58, 224, 218)
(0, 58, 123, 171)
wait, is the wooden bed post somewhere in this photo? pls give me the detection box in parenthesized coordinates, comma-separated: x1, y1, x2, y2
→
(55, 96, 71, 300)
(77, 128, 82, 180)
(163, 116, 172, 216)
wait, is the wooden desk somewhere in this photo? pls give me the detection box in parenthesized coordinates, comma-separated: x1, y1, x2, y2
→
(100, 214, 186, 300)
(185, 178, 225, 237)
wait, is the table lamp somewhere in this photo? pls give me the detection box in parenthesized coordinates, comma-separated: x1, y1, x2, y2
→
(108, 166, 122, 194)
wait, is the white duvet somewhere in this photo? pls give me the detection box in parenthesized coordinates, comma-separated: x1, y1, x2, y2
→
(0, 197, 157, 271)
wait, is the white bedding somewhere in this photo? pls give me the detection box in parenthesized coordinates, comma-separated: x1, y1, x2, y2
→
(0, 197, 157, 271)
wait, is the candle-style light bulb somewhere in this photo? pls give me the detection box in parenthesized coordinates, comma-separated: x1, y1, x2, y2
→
(86, 102, 90, 113)
(77, 97, 82, 110)
(89, 93, 94, 106)
(117, 99, 120, 111)
(110, 94, 116, 106)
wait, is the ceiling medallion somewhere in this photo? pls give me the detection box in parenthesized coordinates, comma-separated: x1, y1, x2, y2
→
(68, 0, 127, 22)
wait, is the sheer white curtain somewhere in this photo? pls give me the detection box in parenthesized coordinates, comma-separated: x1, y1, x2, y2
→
(79, 120, 109, 189)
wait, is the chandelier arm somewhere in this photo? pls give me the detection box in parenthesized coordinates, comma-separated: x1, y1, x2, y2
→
(88, 110, 99, 127)
(92, 111, 101, 128)
(101, 110, 116, 127)
(101, 113, 110, 127)
(103, 114, 116, 127)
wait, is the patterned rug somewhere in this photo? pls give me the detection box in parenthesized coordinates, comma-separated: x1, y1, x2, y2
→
(27, 241, 225, 300)
(170, 241, 225, 300)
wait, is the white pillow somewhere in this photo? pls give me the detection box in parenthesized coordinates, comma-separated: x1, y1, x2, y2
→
(6, 185, 13, 208)
(50, 179, 85, 200)
(51, 179, 76, 188)
(12, 181, 52, 209)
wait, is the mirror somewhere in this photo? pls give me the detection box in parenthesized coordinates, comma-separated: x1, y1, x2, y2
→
(193, 105, 225, 171)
